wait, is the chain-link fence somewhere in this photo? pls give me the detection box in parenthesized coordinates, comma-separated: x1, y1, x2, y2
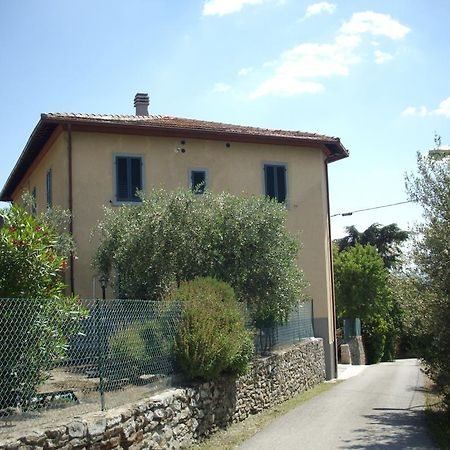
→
(0, 297, 314, 427)
(253, 300, 315, 353)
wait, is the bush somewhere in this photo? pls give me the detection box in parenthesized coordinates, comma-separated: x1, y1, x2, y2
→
(167, 277, 254, 381)
(0, 205, 85, 409)
(362, 315, 388, 364)
(108, 316, 174, 379)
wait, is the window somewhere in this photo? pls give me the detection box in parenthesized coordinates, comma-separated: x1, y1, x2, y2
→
(31, 187, 37, 215)
(46, 169, 52, 208)
(263, 163, 287, 203)
(115, 155, 143, 202)
(189, 169, 208, 195)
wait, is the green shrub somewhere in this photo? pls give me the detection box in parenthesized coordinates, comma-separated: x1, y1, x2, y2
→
(362, 315, 388, 364)
(108, 312, 176, 379)
(167, 277, 254, 381)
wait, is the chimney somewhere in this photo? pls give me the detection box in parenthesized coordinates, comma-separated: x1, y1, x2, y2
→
(134, 93, 149, 116)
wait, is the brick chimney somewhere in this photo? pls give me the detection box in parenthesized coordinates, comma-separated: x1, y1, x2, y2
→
(134, 93, 149, 116)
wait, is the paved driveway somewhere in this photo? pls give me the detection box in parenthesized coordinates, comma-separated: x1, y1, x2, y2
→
(238, 359, 436, 450)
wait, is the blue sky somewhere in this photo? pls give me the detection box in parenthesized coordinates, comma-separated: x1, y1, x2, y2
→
(0, 0, 449, 238)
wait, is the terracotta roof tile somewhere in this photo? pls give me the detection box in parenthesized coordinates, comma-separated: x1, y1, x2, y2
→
(42, 112, 341, 143)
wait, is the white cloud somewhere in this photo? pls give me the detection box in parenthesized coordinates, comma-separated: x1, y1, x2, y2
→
(238, 67, 254, 76)
(212, 82, 232, 93)
(340, 11, 410, 39)
(402, 97, 450, 118)
(247, 10, 409, 99)
(249, 35, 360, 98)
(249, 77, 324, 99)
(203, 0, 265, 16)
(402, 106, 429, 117)
(304, 2, 336, 18)
(374, 49, 393, 64)
(435, 96, 450, 118)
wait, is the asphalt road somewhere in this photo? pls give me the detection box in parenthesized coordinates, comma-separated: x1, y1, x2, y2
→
(238, 359, 436, 450)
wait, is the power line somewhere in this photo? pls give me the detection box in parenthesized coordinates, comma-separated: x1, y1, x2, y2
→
(331, 200, 413, 218)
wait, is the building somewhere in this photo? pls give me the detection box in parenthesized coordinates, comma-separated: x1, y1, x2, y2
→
(0, 93, 348, 379)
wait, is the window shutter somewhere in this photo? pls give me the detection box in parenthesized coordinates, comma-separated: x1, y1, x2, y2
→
(116, 157, 129, 201)
(46, 169, 52, 208)
(276, 165, 286, 202)
(264, 165, 275, 199)
(130, 157, 142, 200)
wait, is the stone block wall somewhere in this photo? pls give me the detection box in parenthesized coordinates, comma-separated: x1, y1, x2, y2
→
(0, 338, 325, 450)
(348, 336, 366, 365)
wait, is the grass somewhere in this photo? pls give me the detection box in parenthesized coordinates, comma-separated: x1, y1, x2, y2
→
(190, 381, 338, 450)
(425, 382, 450, 449)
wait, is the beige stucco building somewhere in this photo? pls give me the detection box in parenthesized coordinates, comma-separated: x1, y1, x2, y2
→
(1, 94, 348, 379)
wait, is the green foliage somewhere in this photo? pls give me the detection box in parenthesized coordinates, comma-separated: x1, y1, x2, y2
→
(0, 204, 85, 408)
(335, 223, 409, 269)
(406, 150, 450, 410)
(94, 188, 307, 327)
(167, 277, 254, 381)
(108, 316, 173, 378)
(333, 244, 396, 363)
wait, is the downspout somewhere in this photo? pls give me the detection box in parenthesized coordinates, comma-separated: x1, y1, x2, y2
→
(66, 124, 75, 295)
(325, 159, 338, 378)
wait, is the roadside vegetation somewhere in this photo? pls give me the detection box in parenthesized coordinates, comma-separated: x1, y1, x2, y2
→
(0, 202, 85, 409)
(333, 225, 408, 363)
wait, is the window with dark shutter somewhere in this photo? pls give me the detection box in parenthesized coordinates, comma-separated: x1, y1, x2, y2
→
(115, 156, 143, 202)
(46, 169, 52, 208)
(190, 169, 207, 194)
(264, 163, 287, 203)
(31, 187, 37, 215)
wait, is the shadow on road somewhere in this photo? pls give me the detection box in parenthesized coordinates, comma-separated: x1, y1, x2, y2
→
(339, 408, 435, 449)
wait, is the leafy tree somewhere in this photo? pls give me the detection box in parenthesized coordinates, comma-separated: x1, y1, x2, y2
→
(406, 150, 450, 409)
(333, 244, 396, 363)
(335, 223, 409, 269)
(0, 204, 85, 409)
(94, 188, 308, 327)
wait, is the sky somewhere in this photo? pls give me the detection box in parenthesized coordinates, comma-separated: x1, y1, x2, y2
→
(0, 0, 449, 239)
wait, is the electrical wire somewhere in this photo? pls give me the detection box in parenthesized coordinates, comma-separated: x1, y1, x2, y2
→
(331, 200, 413, 218)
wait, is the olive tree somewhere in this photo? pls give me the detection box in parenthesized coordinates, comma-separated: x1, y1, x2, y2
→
(406, 150, 450, 409)
(94, 188, 308, 327)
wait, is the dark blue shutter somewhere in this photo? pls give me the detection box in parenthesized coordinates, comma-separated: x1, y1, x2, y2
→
(130, 158, 142, 201)
(31, 187, 37, 215)
(46, 169, 52, 208)
(264, 165, 275, 199)
(116, 157, 129, 201)
(276, 165, 286, 202)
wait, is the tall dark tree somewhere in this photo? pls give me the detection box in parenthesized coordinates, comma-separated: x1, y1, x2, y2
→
(335, 223, 409, 269)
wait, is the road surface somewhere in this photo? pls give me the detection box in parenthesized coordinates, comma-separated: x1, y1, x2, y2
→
(238, 359, 436, 450)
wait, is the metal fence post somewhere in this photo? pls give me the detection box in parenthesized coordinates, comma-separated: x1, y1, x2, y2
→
(95, 298, 105, 411)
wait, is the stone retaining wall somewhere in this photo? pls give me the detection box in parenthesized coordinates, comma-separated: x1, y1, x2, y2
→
(0, 338, 325, 450)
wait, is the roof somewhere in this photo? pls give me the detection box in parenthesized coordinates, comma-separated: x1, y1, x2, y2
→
(0, 112, 349, 201)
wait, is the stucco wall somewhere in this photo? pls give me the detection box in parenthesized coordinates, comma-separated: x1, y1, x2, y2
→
(13, 130, 69, 213)
(0, 339, 325, 450)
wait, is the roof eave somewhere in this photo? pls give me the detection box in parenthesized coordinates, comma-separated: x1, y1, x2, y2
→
(0, 116, 59, 201)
